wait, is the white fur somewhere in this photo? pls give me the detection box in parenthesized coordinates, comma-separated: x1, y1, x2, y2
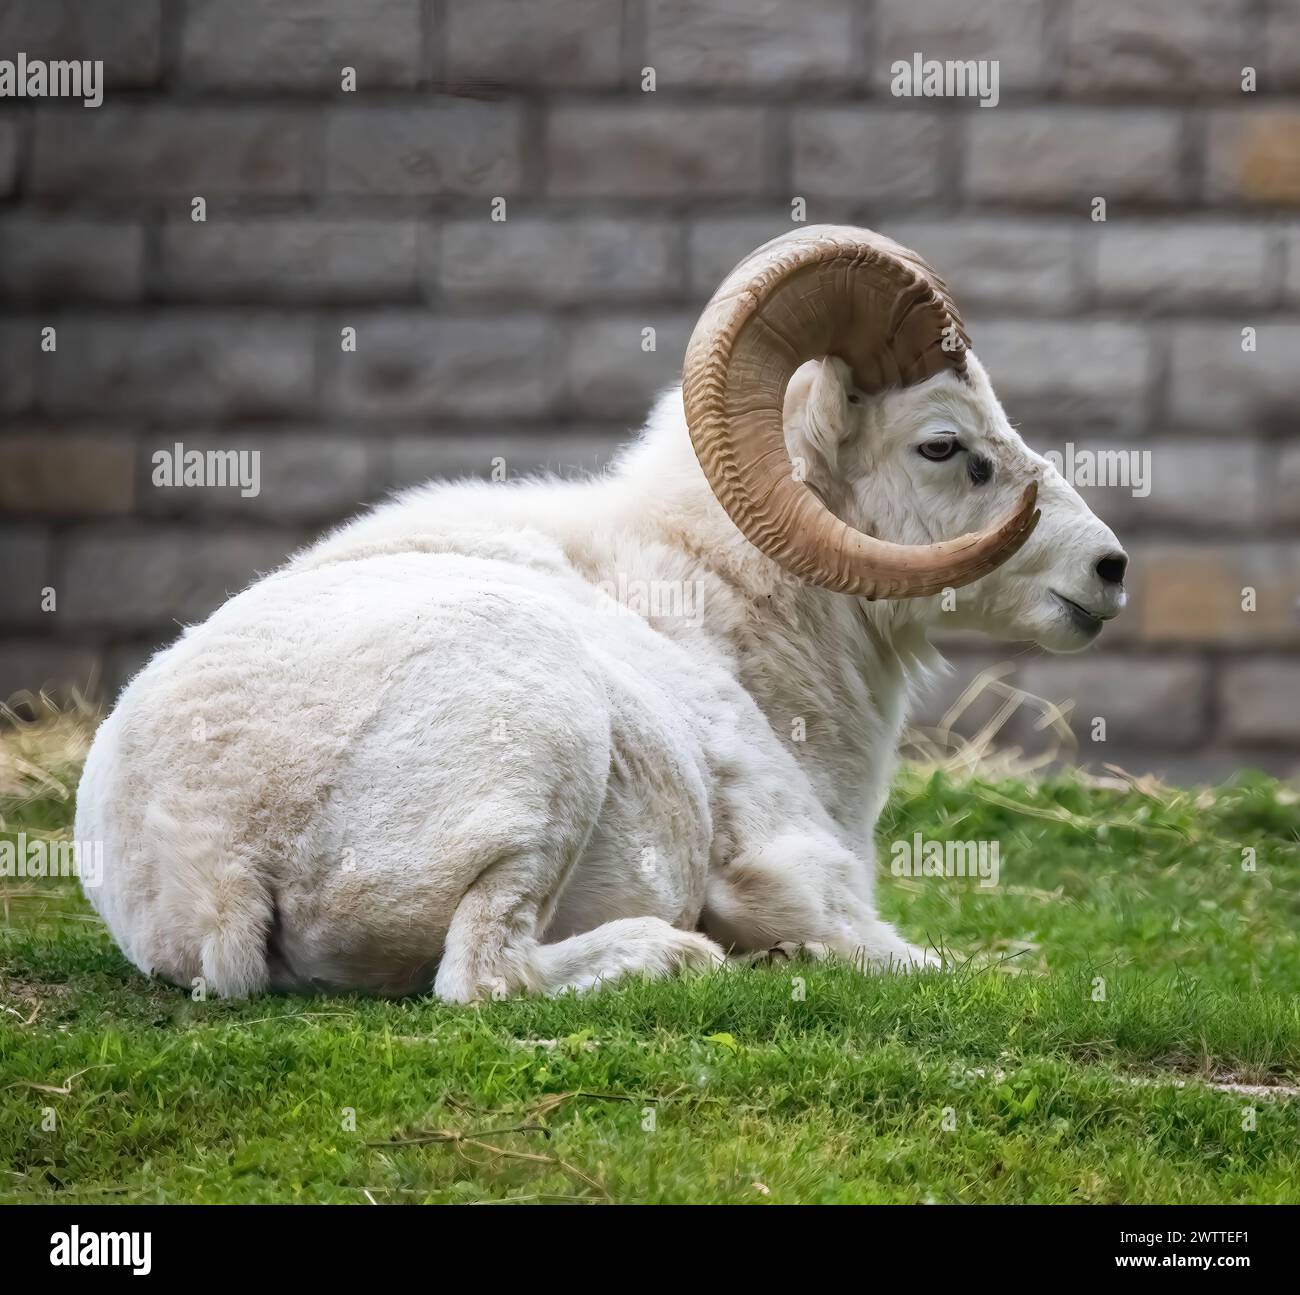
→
(76, 352, 1124, 1000)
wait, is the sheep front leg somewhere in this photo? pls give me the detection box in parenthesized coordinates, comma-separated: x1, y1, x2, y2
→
(737, 932, 939, 971)
(701, 828, 941, 972)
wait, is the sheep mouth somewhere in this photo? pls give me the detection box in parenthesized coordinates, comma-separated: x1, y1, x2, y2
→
(1051, 592, 1109, 631)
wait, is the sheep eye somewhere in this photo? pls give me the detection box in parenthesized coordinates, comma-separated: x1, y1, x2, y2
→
(918, 437, 959, 462)
(846, 393, 862, 406)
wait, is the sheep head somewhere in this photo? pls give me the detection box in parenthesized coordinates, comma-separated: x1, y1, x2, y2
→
(683, 225, 1127, 652)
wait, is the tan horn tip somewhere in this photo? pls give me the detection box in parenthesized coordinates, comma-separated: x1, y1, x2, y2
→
(976, 479, 1042, 572)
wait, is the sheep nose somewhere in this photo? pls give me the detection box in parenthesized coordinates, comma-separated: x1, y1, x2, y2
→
(1095, 552, 1128, 586)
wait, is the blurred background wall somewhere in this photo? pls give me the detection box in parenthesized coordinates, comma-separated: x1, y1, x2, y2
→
(0, 0, 1297, 782)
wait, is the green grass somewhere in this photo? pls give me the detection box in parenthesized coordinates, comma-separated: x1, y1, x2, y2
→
(2, 711, 1298, 1204)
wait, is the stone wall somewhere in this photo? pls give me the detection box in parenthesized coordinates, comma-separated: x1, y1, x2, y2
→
(1, 0, 1298, 782)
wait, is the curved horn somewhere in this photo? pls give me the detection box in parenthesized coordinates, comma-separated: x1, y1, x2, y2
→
(681, 225, 1040, 600)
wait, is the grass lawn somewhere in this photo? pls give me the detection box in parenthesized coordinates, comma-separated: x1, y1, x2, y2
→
(2, 705, 1298, 1204)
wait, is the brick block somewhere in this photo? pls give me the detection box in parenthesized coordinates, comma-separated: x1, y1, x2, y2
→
(0, 320, 39, 415)
(59, 530, 305, 630)
(968, 320, 1150, 431)
(0, 528, 53, 628)
(330, 313, 558, 419)
(180, 0, 421, 88)
(566, 312, 695, 418)
(645, 0, 855, 88)
(1284, 224, 1300, 304)
(0, 639, 101, 702)
(42, 315, 316, 418)
(1134, 440, 1261, 529)
(32, 108, 313, 199)
(160, 218, 420, 301)
(792, 109, 946, 202)
(0, 217, 143, 301)
(0, 118, 18, 195)
(325, 104, 521, 196)
(1092, 222, 1272, 309)
(1206, 110, 1300, 205)
(1127, 542, 1300, 644)
(140, 434, 372, 523)
(1101, 747, 1300, 784)
(1221, 658, 1300, 745)
(875, 0, 1052, 94)
(445, 0, 623, 88)
(1266, 0, 1300, 91)
(966, 110, 1182, 205)
(887, 219, 1079, 310)
(1269, 440, 1300, 526)
(0, 0, 161, 86)
(1166, 322, 1300, 429)
(436, 218, 678, 303)
(1017, 655, 1210, 749)
(1064, 0, 1254, 95)
(687, 215, 803, 298)
(0, 432, 135, 517)
(547, 106, 766, 198)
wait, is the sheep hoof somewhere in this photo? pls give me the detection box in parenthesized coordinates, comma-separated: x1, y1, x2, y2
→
(735, 940, 827, 967)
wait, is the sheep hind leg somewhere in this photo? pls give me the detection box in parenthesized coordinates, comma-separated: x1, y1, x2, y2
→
(432, 856, 724, 1004)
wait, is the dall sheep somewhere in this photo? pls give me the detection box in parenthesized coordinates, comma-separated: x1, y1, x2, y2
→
(76, 226, 1128, 1001)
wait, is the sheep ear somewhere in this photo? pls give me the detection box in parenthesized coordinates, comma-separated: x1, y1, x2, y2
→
(783, 357, 855, 474)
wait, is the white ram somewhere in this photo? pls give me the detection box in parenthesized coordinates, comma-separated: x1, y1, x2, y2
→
(75, 227, 1127, 1000)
